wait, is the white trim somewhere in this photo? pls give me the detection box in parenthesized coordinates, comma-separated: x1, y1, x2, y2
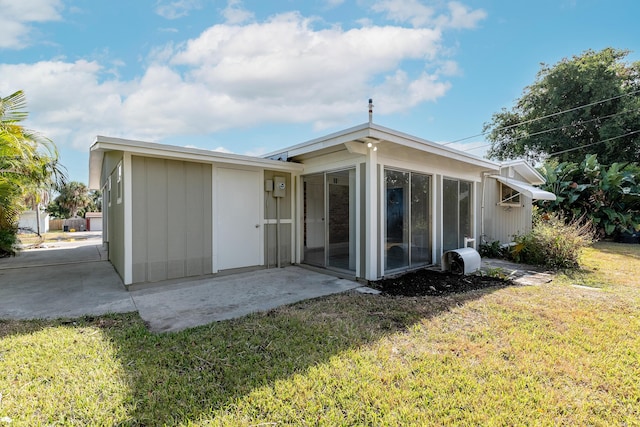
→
(364, 148, 378, 280)
(211, 166, 218, 273)
(431, 174, 437, 266)
(263, 219, 293, 225)
(123, 153, 133, 285)
(291, 172, 300, 264)
(257, 170, 265, 267)
(355, 162, 361, 279)
(438, 175, 443, 263)
(294, 174, 302, 264)
(266, 122, 499, 171)
(377, 164, 385, 279)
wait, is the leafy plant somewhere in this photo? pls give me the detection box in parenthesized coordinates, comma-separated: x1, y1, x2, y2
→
(0, 90, 66, 255)
(510, 213, 595, 269)
(479, 240, 505, 258)
(537, 155, 640, 239)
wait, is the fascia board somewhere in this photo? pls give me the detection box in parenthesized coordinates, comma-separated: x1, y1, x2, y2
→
(92, 136, 303, 172)
(368, 125, 500, 171)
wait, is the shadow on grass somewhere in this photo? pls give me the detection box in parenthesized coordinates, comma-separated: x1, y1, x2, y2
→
(591, 241, 640, 260)
(90, 284, 509, 425)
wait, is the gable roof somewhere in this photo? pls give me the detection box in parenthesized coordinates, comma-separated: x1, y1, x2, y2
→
(264, 122, 500, 170)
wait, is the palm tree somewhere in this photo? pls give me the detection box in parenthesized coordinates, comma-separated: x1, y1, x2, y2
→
(0, 90, 67, 255)
(56, 181, 90, 218)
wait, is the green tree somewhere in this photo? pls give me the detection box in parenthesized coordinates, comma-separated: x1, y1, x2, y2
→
(0, 90, 66, 256)
(55, 181, 91, 218)
(88, 189, 102, 212)
(485, 48, 640, 164)
(537, 155, 640, 238)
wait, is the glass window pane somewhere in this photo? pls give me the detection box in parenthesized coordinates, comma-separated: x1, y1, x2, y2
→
(303, 174, 325, 266)
(459, 181, 472, 248)
(443, 178, 459, 251)
(385, 170, 409, 270)
(411, 173, 431, 266)
(327, 170, 355, 271)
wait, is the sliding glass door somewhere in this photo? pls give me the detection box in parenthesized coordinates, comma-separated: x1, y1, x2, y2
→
(303, 169, 356, 272)
(443, 178, 473, 251)
(384, 169, 432, 272)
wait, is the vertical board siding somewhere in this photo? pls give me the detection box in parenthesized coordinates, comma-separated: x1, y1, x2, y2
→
(131, 156, 212, 284)
(483, 170, 534, 245)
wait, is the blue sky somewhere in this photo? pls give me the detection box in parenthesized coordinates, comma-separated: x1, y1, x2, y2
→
(1, 0, 639, 184)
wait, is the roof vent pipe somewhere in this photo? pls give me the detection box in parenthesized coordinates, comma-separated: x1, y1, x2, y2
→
(368, 98, 374, 124)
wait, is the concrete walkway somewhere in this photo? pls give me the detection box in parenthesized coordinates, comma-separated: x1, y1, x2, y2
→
(0, 237, 360, 332)
(1, 235, 553, 333)
(481, 258, 555, 286)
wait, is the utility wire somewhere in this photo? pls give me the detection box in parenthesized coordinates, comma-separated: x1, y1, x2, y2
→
(441, 88, 640, 146)
(459, 107, 640, 153)
(545, 130, 640, 157)
(461, 129, 640, 159)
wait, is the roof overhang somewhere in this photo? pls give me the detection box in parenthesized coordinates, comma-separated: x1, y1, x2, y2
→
(88, 135, 304, 190)
(500, 160, 545, 185)
(264, 122, 500, 171)
(491, 175, 557, 201)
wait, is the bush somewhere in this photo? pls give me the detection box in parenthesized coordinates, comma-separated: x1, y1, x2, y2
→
(479, 240, 505, 258)
(0, 228, 19, 258)
(510, 214, 595, 269)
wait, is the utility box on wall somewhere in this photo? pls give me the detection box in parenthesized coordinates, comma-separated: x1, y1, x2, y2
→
(273, 176, 286, 198)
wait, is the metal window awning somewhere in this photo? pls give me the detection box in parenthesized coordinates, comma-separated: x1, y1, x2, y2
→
(491, 175, 557, 201)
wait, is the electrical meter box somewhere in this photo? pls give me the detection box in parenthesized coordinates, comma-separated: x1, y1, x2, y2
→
(273, 176, 286, 198)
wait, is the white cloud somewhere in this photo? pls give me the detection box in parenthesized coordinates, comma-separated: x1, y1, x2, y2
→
(442, 1, 487, 29)
(372, 0, 435, 28)
(0, 0, 63, 49)
(372, 0, 486, 29)
(222, 0, 254, 24)
(0, 60, 130, 149)
(0, 4, 484, 153)
(155, 0, 203, 20)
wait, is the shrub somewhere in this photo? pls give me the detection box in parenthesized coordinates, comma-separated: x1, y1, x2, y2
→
(479, 240, 505, 258)
(510, 213, 595, 269)
(0, 228, 19, 257)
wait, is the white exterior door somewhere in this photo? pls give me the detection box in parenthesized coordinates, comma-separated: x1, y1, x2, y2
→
(217, 168, 262, 270)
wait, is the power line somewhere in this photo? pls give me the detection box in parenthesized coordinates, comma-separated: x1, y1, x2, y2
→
(546, 130, 640, 157)
(441, 88, 640, 146)
(458, 107, 640, 153)
(460, 129, 640, 159)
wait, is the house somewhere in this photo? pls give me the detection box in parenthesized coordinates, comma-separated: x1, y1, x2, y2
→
(18, 210, 49, 234)
(88, 122, 555, 287)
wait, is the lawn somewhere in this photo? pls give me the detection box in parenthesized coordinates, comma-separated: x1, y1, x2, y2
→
(1, 242, 639, 426)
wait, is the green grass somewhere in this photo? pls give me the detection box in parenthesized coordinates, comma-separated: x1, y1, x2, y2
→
(1, 242, 639, 426)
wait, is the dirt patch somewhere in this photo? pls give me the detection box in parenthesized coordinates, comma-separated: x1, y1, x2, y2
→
(371, 268, 510, 297)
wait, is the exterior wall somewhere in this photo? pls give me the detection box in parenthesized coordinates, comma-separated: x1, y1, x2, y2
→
(103, 151, 125, 280)
(18, 211, 49, 233)
(296, 144, 490, 279)
(131, 156, 213, 283)
(263, 170, 293, 267)
(482, 169, 534, 245)
(377, 146, 485, 269)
